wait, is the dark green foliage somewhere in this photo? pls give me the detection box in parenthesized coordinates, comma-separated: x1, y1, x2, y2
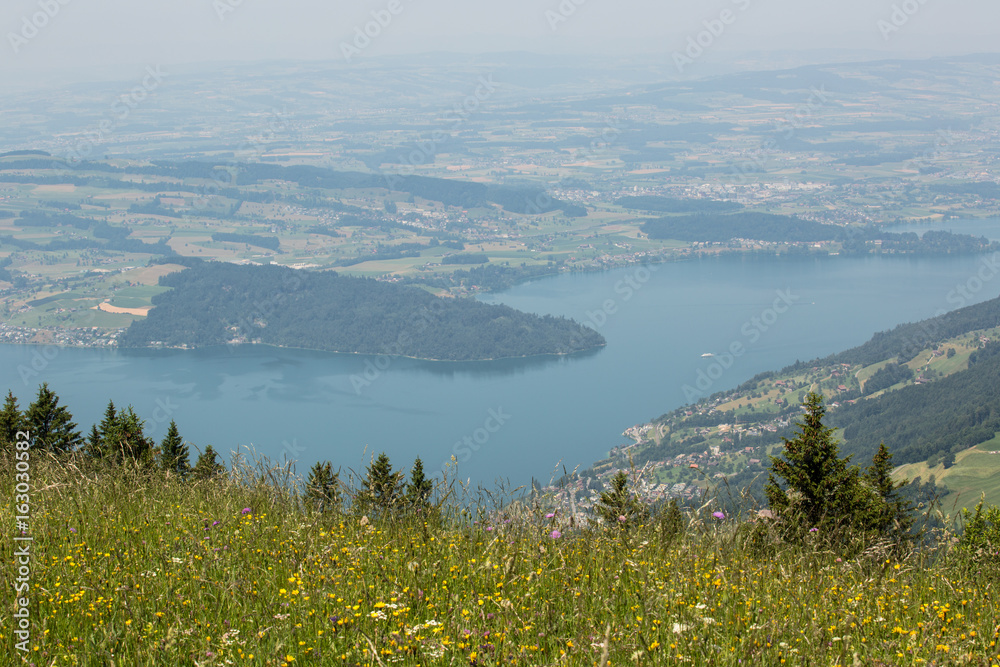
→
(0, 390, 23, 453)
(825, 294, 1000, 368)
(930, 182, 1000, 199)
(84, 424, 103, 460)
(119, 261, 604, 360)
(192, 446, 226, 481)
(120, 160, 582, 216)
(356, 453, 403, 514)
(864, 443, 914, 538)
(595, 470, 649, 529)
(656, 499, 685, 545)
(765, 393, 865, 536)
(405, 458, 434, 508)
(24, 383, 82, 453)
(129, 197, 183, 218)
(833, 341, 1000, 466)
(863, 362, 914, 395)
(840, 230, 995, 256)
(766, 393, 913, 545)
(642, 212, 840, 243)
(306, 461, 341, 512)
(103, 406, 155, 464)
(85, 400, 117, 460)
(87, 401, 154, 465)
(8, 212, 173, 256)
(210, 232, 280, 251)
(958, 499, 1000, 566)
(159, 421, 190, 477)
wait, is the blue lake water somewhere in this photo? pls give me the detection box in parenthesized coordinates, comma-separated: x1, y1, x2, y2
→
(4, 249, 1000, 487)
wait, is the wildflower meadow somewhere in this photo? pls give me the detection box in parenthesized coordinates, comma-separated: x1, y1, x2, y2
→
(2, 447, 1000, 666)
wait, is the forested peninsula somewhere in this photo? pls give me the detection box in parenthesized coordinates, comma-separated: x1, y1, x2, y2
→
(119, 261, 605, 360)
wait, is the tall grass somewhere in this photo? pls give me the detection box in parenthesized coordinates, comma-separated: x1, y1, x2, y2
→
(2, 452, 999, 666)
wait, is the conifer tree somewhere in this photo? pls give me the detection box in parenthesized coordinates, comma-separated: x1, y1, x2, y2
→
(306, 461, 340, 512)
(24, 383, 81, 453)
(84, 424, 104, 460)
(192, 445, 225, 481)
(865, 442, 914, 537)
(405, 457, 434, 508)
(658, 498, 685, 544)
(104, 406, 154, 464)
(357, 452, 403, 514)
(595, 470, 649, 529)
(159, 420, 190, 478)
(89, 400, 118, 460)
(0, 390, 23, 453)
(766, 392, 895, 541)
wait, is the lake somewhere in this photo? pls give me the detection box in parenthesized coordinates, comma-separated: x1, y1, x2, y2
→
(4, 248, 1000, 487)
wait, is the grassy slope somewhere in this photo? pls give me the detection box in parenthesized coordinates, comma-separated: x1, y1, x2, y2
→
(2, 454, 999, 666)
(895, 434, 1000, 509)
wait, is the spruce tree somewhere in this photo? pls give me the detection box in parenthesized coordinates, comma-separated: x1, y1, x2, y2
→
(104, 406, 154, 464)
(865, 442, 913, 537)
(24, 383, 81, 453)
(0, 390, 23, 453)
(405, 457, 434, 508)
(84, 424, 104, 461)
(595, 470, 649, 529)
(765, 392, 874, 539)
(192, 445, 225, 480)
(89, 400, 117, 460)
(159, 420, 190, 478)
(358, 452, 403, 514)
(306, 461, 340, 512)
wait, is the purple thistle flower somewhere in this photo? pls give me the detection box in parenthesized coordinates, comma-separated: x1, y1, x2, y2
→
(545, 512, 556, 519)
(712, 511, 726, 520)
(241, 508, 252, 515)
(550, 530, 562, 539)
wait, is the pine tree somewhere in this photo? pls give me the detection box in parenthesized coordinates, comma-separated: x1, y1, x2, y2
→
(0, 390, 23, 453)
(192, 445, 225, 481)
(159, 421, 190, 478)
(357, 452, 403, 514)
(306, 461, 340, 512)
(765, 392, 873, 538)
(405, 457, 434, 508)
(595, 470, 649, 529)
(23, 383, 81, 453)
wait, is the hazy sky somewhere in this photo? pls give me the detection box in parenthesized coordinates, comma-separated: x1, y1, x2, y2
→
(2, 0, 999, 77)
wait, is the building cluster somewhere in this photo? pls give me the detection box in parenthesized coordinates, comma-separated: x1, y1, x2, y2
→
(0, 323, 123, 347)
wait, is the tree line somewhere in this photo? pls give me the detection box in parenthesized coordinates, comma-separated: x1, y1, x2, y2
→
(0, 383, 440, 516)
(0, 384, 223, 480)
